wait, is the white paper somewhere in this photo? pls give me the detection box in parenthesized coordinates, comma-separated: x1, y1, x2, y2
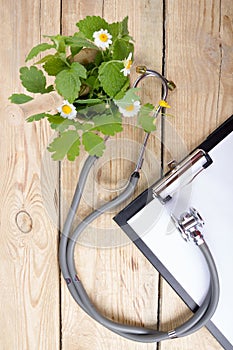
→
(128, 132, 233, 346)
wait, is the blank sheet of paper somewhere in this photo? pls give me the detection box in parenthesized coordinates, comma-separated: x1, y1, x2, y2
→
(128, 132, 233, 348)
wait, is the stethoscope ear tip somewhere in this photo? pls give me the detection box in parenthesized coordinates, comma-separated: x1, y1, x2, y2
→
(136, 65, 147, 74)
(167, 80, 176, 91)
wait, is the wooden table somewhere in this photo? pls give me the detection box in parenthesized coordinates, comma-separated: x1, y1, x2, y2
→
(1, 1, 232, 349)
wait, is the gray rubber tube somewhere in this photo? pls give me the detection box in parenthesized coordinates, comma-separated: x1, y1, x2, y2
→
(59, 155, 220, 343)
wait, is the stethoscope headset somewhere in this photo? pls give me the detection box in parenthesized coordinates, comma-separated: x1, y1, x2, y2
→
(59, 67, 219, 343)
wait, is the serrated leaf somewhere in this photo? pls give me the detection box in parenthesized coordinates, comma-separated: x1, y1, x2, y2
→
(43, 56, 68, 76)
(108, 16, 129, 41)
(26, 43, 55, 62)
(138, 103, 156, 132)
(120, 16, 129, 36)
(98, 61, 128, 97)
(66, 32, 98, 50)
(55, 62, 87, 102)
(9, 93, 33, 104)
(26, 112, 49, 122)
(48, 130, 80, 161)
(47, 114, 68, 129)
(47, 114, 78, 132)
(55, 75, 78, 102)
(93, 113, 123, 136)
(82, 132, 105, 157)
(112, 38, 134, 60)
(76, 16, 109, 40)
(71, 62, 87, 78)
(67, 137, 81, 161)
(20, 66, 47, 94)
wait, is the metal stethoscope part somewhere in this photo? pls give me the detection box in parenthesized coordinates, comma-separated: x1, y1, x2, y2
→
(59, 68, 220, 343)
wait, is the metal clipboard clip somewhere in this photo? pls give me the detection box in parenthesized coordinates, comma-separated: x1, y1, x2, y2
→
(152, 149, 213, 204)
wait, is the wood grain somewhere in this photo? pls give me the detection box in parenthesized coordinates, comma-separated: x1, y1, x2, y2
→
(1, 0, 232, 349)
(0, 0, 61, 349)
(60, 1, 163, 350)
(160, 1, 232, 350)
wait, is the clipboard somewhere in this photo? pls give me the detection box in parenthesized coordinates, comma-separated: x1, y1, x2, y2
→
(114, 114, 233, 350)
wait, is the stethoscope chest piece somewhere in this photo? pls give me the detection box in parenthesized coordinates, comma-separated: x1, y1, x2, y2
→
(172, 207, 205, 245)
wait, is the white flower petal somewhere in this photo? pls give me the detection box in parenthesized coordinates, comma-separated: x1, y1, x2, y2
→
(121, 67, 130, 76)
(57, 100, 77, 120)
(121, 52, 133, 76)
(93, 29, 112, 50)
(118, 100, 141, 117)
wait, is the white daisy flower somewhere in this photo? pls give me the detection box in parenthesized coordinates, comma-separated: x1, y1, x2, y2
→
(121, 52, 133, 76)
(118, 100, 141, 117)
(93, 29, 112, 50)
(57, 100, 77, 120)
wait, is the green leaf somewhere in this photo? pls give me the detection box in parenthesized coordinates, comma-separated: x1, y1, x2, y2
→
(47, 114, 78, 132)
(9, 93, 33, 104)
(120, 16, 129, 36)
(48, 130, 81, 161)
(93, 113, 123, 136)
(71, 62, 87, 78)
(55, 70, 80, 102)
(98, 61, 128, 97)
(26, 112, 49, 122)
(34, 54, 54, 64)
(66, 32, 98, 50)
(43, 56, 68, 76)
(82, 131, 105, 157)
(55, 62, 87, 102)
(46, 85, 54, 93)
(113, 80, 130, 100)
(70, 46, 82, 57)
(76, 16, 109, 40)
(112, 38, 134, 60)
(108, 16, 129, 41)
(114, 88, 140, 106)
(76, 102, 108, 119)
(20, 66, 48, 94)
(75, 98, 102, 105)
(45, 34, 67, 53)
(26, 43, 55, 62)
(138, 103, 156, 132)
(67, 138, 81, 161)
(47, 114, 67, 129)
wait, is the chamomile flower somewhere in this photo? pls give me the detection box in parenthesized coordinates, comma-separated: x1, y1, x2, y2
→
(121, 52, 133, 76)
(93, 29, 112, 50)
(57, 100, 77, 120)
(118, 100, 141, 117)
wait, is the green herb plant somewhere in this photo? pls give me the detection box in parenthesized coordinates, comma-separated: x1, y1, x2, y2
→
(9, 16, 158, 161)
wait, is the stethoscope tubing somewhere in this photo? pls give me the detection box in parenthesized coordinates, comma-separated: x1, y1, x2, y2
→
(59, 70, 220, 343)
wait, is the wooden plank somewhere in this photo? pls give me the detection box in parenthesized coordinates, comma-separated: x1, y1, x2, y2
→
(218, 0, 233, 123)
(60, 0, 164, 349)
(0, 0, 61, 349)
(160, 1, 232, 349)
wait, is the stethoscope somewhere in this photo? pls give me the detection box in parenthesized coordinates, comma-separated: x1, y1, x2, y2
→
(59, 67, 219, 343)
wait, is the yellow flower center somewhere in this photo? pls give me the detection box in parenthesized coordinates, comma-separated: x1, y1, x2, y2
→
(99, 33, 108, 42)
(62, 105, 72, 114)
(125, 60, 132, 69)
(126, 104, 135, 111)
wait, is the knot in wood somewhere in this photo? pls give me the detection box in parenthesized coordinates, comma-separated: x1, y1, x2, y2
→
(15, 210, 33, 233)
